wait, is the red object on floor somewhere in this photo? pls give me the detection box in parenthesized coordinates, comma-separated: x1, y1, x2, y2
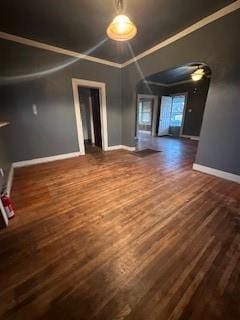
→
(1, 194, 15, 219)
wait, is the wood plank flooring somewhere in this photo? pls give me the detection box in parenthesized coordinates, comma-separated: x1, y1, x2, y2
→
(0, 137, 240, 320)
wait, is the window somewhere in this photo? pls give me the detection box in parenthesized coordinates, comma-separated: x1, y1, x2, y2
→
(139, 99, 152, 125)
(170, 95, 185, 127)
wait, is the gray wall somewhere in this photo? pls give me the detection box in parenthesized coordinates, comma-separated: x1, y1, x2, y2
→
(122, 10, 240, 175)
(137, 82, 166, 97)
(0, 39, 122, 162)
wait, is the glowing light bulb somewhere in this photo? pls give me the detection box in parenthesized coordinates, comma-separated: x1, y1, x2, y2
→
(191, 74, 203, 81)
(107, 15, 137, 41)
(191, 68, 205, 81)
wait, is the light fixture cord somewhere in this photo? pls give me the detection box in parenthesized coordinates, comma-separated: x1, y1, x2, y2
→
(116, 0, 124, 13)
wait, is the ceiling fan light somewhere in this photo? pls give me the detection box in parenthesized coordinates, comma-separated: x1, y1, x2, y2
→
(191, 74, 203, 81)
(191, 68, 205, 81)
(107, 14, 137, 41)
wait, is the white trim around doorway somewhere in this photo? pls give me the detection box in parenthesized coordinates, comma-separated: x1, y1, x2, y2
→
(136, 94, 159, 137)
(72, 78, 108, 155)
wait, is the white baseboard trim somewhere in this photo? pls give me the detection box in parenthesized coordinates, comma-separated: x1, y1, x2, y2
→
(106, 145, 122, 151)
(181, 135, 200, 141)
(193, 163, 240, 184)
(13, 152, 82, 168)
(190, 137, 200, 141)
(106, 145, 136, 152)
(12, 146, 137, 169)
(6, 165, 14, 195)
(121, 145, 136, 151)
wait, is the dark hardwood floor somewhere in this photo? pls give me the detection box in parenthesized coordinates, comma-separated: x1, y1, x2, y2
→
(0, 137, 240, 320)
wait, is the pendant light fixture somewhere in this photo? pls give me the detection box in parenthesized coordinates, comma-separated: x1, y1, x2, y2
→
(191, 67, 205, 81)
(107, 0, 137, 41)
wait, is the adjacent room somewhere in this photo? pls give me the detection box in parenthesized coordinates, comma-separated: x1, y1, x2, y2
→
(0, 1, 239, 319)
(135, 63, 211, 154)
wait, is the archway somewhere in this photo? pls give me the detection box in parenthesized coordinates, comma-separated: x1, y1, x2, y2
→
(135, 62, 211, 162)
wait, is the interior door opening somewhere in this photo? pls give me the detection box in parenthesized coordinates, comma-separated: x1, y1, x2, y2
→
(137, 97, 153, 135)
(136, 94, 158, 138)
(78, 87, 102, 154)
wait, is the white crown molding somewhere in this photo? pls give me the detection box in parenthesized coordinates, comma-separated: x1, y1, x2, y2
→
(193, 163, 240, 184)
(145, 78, 195, 87)
(0, 122, 10, 128)
(0, 31, 122, 69)
(168, 79, 193, 87)
(144, 80, 169, 87)
(13, 152, 82, 168)
(0, 1, 239, 69)
(122, 1, 240, 67)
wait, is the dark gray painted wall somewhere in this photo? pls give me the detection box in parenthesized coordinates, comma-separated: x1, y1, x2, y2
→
(0, 39, 122, 162)
(137, 82, 166, 96)
(122, 10, 240, 175)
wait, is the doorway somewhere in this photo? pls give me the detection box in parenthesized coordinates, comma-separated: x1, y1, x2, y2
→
(78, 87, 102, 153)
(72, 79, 108, 155)
(136, 94, 158, 138)
(158, 94, 187, 137)
(135, 62, 211, 156)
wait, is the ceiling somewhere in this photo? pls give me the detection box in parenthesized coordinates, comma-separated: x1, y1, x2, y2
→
(146, 63, 211, 85)
(0, 0, 235, 63)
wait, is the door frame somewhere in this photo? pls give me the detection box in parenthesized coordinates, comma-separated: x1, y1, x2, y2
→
(0, 200, 8, 227)
(168, 92, 188, 136)
(72, 78, 108, 155)
(136, 94, 159, 137)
